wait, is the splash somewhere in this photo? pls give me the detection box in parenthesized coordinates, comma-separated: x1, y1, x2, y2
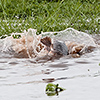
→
(42, 28, 96, 46)
(0, 28, 46, 58)
(42, 28, 97, 55)
(0, 28, 97, 58)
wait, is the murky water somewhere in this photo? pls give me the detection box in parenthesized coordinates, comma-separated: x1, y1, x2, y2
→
(0, 28, 100, 100)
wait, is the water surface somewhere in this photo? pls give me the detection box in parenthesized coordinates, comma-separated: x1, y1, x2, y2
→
(0, 29, 100, 100)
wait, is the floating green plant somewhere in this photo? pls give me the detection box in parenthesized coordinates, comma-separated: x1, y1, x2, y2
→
(45, 83, 66, 96)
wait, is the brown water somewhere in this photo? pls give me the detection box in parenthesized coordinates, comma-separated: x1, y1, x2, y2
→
(0, 28, 100, 100)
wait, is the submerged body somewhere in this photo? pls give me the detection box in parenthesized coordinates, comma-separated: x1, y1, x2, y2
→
(40, 36, 95, 58)
(40, 37, 68, 56)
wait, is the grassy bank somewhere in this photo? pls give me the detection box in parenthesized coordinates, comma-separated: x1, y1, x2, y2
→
(0, 0, 100, 36)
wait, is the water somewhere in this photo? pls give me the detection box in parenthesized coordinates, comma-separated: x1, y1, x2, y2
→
(0, 28, 100, 100)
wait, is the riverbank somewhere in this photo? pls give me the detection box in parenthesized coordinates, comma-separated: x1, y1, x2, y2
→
(0, 0, 99, 36)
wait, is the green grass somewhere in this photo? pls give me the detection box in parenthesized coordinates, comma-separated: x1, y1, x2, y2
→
(0, 0, 100, 36)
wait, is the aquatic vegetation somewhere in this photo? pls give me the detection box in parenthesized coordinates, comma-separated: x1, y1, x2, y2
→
(46, 83, 66, 96)
(0, 0, 99, 36)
